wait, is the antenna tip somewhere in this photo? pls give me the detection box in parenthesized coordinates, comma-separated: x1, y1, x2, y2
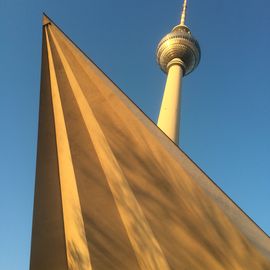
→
(180, 0, 188, 26)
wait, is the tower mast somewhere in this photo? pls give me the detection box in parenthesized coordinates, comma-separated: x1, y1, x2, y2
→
(157, 0, 200, 144)
(180, 0, 187, 25)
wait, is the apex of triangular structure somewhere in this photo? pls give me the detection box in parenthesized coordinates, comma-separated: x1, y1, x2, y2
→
(42, 13, 51, 26)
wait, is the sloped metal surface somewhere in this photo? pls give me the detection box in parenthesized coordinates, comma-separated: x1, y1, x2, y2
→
(30, 15, 270, 270)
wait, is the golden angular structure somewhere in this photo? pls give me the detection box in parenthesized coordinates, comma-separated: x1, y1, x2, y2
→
(30, 15, 270, 269)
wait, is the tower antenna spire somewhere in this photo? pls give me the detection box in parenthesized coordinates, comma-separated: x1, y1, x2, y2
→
(180, 0, 187, 25)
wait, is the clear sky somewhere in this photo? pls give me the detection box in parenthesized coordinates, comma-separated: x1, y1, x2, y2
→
(1, 0, 270, 269)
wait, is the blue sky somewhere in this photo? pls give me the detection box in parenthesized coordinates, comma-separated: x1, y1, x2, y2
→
(1, 0, 270, 269)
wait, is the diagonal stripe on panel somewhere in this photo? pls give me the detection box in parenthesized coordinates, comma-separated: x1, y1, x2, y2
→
(45, 26, 92, 270)
(48, 26, 171, 270)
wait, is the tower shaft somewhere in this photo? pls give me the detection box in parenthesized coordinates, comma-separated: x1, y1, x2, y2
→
(157, 59, 183, 144)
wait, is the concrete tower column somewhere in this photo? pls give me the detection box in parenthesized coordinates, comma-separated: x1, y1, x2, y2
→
(157, 59, 183, 144)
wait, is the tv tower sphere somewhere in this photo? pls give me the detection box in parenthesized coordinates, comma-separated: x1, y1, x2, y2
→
(157, 25, 201, 75)
(156, 24, 201, 76)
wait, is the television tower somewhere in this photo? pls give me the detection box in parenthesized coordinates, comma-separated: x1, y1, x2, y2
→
(157, 0, 201, 144)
